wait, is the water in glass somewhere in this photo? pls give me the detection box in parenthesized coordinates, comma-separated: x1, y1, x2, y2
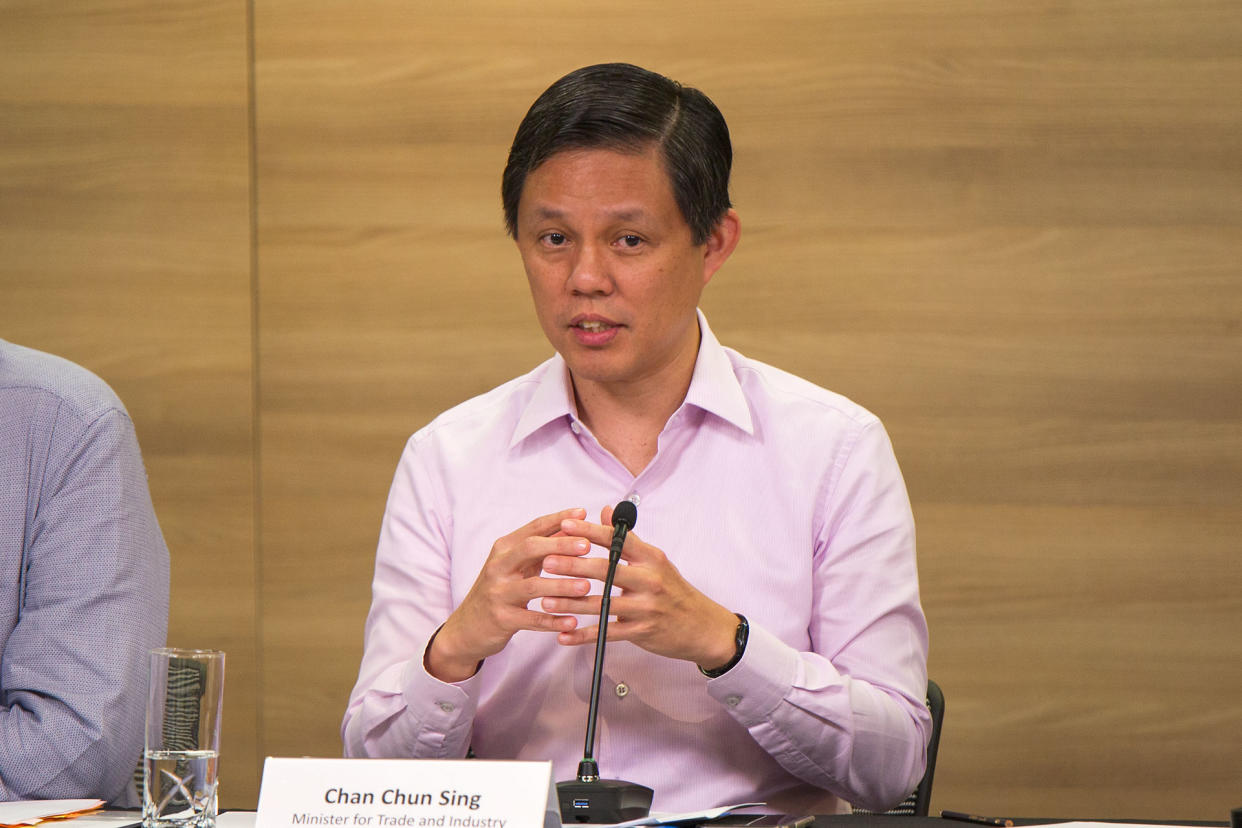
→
(143, 749, 219, 828)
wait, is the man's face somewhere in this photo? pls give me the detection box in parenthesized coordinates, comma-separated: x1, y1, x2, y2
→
(515, 147, 735, 396)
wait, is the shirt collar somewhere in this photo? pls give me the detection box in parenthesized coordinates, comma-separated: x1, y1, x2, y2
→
(683, 310, 754, 435)
(510, 355, 576, 448)
(509, 309, 754, 449)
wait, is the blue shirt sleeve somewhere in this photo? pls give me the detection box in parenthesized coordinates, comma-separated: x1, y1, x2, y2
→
(0, 391, 171, 802)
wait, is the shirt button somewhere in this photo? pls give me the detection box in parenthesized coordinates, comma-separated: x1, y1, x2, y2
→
(614, 682, 630, 698)
(438, 702, 455, 713)
(626, 493, 641, 506)
(570, 421, 582, 435)
(725, 695, 741, 707)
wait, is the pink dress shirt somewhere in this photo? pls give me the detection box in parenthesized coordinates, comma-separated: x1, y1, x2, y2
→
(342, 313, 930, 814)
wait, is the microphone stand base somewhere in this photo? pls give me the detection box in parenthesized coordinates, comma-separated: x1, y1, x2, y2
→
(557, 778, 654, 824)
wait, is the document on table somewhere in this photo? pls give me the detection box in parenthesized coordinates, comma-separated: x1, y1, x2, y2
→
(1053, 824, 1207, 828)
(0, 801, 104, 828)
(59, 814, 142, 828)
(604, 802, 764, 828)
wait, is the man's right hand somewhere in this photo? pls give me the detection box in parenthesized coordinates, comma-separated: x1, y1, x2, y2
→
(424, 507, 594, 682)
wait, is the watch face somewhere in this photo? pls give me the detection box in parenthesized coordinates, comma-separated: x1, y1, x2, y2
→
(735, 614, 749, 648)
(700, 615, 748, 678)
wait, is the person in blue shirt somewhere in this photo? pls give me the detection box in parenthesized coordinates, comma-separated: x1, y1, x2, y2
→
(0, 339, 170, 802)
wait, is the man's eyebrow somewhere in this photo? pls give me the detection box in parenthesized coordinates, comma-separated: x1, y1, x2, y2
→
(525, 206, 653, 222)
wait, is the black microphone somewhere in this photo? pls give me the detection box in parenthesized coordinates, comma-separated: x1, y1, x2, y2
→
(556, 499, 654, 824)
(607, 499, 637, 563)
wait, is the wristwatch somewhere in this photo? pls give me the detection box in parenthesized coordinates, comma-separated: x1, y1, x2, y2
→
(699, 613, 748, 678)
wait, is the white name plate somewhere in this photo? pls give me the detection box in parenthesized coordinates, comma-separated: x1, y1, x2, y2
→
(255, 758, 557, 828)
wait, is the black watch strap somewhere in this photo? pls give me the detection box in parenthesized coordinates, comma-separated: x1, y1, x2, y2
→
(699, 613, 748, 678)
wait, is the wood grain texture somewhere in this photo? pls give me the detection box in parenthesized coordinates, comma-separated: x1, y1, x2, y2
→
(254, 0, 1241, 817)
(5, 0, 1239, 816)
(0, 0, 260, 807)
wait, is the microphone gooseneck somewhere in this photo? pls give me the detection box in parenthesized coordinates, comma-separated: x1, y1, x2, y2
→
(557, 499, 653, 823)
(580, 499, 637, 773)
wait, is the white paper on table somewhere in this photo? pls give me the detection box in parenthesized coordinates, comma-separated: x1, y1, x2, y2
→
(0, 801, 105, 827)
(1049, 823, 1206, 828)
(601, 802, 765, 828)
(42, 812, 256, 828)
(59, 812, 141, 828)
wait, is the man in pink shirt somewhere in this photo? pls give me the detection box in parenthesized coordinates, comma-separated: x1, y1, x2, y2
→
(343, 63, 930, 815)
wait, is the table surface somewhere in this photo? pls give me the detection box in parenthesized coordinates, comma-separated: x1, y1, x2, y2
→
(90, 811, 1228, 828)
(809, 817, 1229, 828)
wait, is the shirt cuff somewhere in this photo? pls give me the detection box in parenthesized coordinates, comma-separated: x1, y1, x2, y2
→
(704, 621, 805, 725)
(395, 648, 480, 755)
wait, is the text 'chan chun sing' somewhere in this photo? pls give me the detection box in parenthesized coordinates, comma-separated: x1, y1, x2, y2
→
(324, 789, 482, 810)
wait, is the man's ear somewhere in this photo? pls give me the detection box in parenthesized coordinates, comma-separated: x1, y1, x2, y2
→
(701, 209, 741, 287)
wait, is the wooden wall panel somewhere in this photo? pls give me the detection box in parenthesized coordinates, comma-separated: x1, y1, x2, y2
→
(0, 0, 259, 808)
(254, 0, 1241, 818)
(252, 0, 1241, 818)
(5, 0, 1230, 817)
(698, 5, 1242, 815)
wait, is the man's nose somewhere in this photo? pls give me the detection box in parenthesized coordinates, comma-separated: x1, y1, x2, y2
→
(567, 243, 613, 294)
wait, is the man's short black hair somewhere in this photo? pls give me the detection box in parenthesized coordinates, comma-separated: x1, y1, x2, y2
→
(502, 63, 732, 246)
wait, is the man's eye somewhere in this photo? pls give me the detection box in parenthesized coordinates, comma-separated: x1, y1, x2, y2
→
(543, 232, 567, 246)
(618, 234, 643, 248)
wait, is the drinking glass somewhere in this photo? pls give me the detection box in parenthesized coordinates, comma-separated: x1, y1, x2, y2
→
(143, 648, 225, 828)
